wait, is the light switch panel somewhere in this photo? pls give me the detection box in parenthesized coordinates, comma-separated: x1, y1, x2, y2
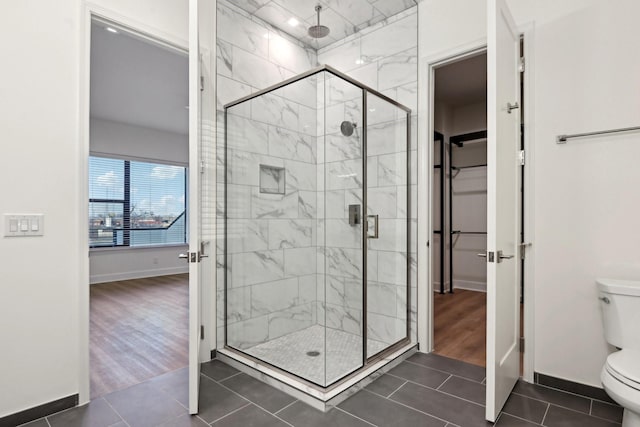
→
(4, 214, 44, 237)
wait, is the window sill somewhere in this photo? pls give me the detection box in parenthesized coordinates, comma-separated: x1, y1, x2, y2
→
(89, 243, 188, 253)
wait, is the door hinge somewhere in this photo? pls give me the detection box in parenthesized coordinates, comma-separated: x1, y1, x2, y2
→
(518, 150, 525, 166)
(200, 75, 204, 92)
(519, 57, 525, 72)
(200, 160, 205, 174)
(200, 325, 205, 340)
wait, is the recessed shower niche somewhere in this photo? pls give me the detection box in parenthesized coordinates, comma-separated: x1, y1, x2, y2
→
(219, 65, 414, 406)
(259, 164, 285, 194)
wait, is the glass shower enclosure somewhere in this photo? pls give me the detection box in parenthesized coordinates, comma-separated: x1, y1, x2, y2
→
(223, 65, 410, 388)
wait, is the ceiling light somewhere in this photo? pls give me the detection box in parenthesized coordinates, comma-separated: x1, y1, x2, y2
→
(355, 58, 365, 65)
(288, 18, 299, 27)
(106, 27, 118, 34)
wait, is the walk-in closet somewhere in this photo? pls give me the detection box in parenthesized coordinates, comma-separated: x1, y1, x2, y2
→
(432, 52, 488, 367)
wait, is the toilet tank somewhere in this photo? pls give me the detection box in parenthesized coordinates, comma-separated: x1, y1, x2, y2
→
(597, 278, 640, 350)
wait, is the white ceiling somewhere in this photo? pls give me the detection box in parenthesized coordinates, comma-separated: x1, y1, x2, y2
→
(434, 53, 487, 108)
(90, 21, 188, 135)
(226, 0, 418, 49)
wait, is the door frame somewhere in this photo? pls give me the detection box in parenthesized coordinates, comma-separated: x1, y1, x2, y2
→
(78, 2, 193, 405)
(417, 26, 535, 382)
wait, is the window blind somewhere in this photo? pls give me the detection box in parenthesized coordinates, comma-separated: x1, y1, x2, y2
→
(89, 156, 187, 247)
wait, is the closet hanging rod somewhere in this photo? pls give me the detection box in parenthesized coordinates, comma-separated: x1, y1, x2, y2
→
(452, 164, 487, 170)
(451, 231, 487, 235)
(557, 126, 640, 144)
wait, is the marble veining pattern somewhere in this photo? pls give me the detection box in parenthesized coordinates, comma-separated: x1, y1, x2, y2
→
(226, 0, 417, 49)
(217, 0, 417, 379)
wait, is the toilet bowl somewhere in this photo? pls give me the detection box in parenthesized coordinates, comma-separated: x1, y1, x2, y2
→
(601, 349, 640, 427)
(597, 278, 640, 427)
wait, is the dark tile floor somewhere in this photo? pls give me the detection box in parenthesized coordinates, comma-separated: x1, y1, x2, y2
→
(20, 353, 623, 427)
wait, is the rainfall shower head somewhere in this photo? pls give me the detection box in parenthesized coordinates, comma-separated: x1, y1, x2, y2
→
(340, 121, 357, 137)
(308, 5, 330, 39)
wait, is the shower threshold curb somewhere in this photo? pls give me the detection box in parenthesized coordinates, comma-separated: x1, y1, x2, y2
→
(217, 343, 417, 412)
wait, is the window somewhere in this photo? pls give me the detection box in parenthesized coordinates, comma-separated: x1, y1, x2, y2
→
(89, 156, 187, 247)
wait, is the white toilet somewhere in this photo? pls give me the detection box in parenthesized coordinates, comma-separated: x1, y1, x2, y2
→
(597, 278, 640, 427)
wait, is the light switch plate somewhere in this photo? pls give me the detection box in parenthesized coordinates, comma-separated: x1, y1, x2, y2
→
(4, 214, 44, 237)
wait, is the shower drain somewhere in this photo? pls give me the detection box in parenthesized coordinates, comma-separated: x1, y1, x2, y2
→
(306, 350, 321, 357)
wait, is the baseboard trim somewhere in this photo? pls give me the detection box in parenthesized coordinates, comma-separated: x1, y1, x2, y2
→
(453, 280, 487, 292)
(90, 266, 188, 284)
(432, 281, 487, 293)
(0, 394, 78, 427)
(534, 372, 615, 404)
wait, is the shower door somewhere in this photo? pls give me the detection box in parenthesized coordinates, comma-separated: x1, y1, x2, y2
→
(365, 91, 410, 359)
(320, 72, 365, 385)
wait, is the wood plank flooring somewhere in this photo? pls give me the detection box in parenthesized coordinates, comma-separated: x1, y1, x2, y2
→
(90, 274, 189, 398)
(433, 289, 487, 367)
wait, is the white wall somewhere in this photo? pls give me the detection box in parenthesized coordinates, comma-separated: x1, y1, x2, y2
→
(511, 0, 640, 387)
(421, 0, 640, 388)
(90, 245, 188, 284)
(0, 0, 188, 418)
(0, 1, 81, 417)
(90, 118, 188, 165)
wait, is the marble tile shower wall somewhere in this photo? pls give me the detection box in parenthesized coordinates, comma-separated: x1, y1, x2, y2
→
(318, 7, 419, 346)
(216, 0, 419, 354)
(316, 75, 366, 340)
(215, 0, 319, 349)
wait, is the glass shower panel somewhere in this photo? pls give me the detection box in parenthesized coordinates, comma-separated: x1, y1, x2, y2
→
(321, 72, 364, 385)
(225, 73, 334, 386)
(365, 92, 409, 358)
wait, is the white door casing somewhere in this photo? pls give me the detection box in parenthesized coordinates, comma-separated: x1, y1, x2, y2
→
(188, 0, 201, 414)
(486, 0, 521, 421)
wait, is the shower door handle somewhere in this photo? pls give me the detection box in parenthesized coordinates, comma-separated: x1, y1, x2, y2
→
(367, 215, 379, 239)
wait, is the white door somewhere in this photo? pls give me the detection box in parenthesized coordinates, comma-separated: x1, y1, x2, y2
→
(485, 0, 521, 421)
(187, 0, 201, 414)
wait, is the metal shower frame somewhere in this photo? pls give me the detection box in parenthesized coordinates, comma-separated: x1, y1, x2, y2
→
(222, 64, 413, 390)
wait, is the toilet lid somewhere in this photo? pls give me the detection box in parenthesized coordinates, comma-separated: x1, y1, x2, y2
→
(606, 349, 640, 391)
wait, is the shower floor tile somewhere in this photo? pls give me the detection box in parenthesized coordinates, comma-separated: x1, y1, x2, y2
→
(244, 325, 388, 386)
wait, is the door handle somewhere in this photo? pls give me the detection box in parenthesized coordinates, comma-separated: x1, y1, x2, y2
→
(507, 102, 519, 113)
(367, 215, 379, 239)
(179, 252, 197, 263)
(199, 241, 209, 259)
(478, 251, 495, 262)
(497, 250, 514, 262)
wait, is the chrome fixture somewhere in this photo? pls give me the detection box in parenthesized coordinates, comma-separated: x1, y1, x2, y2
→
(308, 5, 330, 38)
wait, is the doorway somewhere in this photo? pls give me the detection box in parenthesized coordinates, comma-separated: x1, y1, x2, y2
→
(87, 17, 190, 398)
(430, 49, 525, 370)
